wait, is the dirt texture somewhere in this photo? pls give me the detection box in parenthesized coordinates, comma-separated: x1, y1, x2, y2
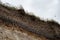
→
(0, 3, 60, 40)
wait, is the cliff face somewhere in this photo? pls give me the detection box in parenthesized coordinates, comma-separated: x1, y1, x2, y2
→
(0, 3, 60, 40)
(0, 20, 47, 40)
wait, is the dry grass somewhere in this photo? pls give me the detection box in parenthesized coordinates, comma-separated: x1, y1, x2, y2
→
(0, 3, 60, 40)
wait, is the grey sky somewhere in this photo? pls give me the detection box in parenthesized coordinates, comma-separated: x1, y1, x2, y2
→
(1, 0, 60, 24)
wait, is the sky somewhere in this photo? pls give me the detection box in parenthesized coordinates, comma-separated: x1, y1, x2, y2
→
(0, 0, 60, 24)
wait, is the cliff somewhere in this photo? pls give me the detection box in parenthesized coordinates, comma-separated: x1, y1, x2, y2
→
(0, 3, 60, 40)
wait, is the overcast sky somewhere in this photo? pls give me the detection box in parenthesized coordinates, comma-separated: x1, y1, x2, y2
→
(1, 0, 60, 24)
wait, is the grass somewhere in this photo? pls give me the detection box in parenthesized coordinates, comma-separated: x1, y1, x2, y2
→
(0, 2, 60, 40)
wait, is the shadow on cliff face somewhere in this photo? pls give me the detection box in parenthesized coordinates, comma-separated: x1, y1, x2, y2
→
(0, 3, 60, 40)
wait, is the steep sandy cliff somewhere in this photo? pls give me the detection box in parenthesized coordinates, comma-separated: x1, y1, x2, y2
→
(0, 20, 47, 40)
(0, 3, 60, 40)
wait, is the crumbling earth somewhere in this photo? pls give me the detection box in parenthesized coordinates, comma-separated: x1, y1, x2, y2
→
(0, 3, 60, 40)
